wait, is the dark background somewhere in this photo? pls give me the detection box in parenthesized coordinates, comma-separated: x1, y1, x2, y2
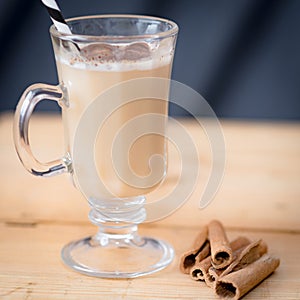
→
(1, 0, 300, 119)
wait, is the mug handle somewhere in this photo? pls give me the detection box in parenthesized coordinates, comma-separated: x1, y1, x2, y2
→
(13, 83, 70, 177)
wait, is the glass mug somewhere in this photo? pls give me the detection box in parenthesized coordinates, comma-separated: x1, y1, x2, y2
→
(13, 15, 178, 278)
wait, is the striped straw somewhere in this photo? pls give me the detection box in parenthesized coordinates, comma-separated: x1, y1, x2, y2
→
(41, 0, 72, 34)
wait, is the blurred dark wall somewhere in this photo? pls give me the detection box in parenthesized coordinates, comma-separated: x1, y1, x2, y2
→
(1, 0, 299, 119)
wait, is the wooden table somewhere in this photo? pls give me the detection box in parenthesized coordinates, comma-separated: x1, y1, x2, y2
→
(0, 113, 299, 299)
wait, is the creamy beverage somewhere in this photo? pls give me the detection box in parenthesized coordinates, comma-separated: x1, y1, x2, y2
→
(55, 42, 173, 197)
(15, 15, 179, 277)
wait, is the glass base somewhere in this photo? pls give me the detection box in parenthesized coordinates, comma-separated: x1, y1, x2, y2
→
(61, 233, 174, 278)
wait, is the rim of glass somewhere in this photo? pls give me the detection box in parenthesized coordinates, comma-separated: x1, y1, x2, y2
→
(50, 14, 178, 43)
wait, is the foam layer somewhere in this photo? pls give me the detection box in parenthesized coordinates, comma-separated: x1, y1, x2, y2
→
(57, 42, 173, 71)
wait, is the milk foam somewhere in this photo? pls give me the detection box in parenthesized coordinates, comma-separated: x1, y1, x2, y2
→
(58, 56, 172, 72)
(57, 41, 173, 72)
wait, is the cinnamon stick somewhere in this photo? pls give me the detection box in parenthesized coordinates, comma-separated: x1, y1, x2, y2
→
(215, 254, 280, 300)
(206, 267, 222, 288)
(206, 238, 267, 287)
(179, 226, 209, 274)
(208, 220, 233, 269)
(190, 255, 211, 281)
(203, 236, 251, 286)
(191, 236, 250, 282)
(221, 239, 268, 277)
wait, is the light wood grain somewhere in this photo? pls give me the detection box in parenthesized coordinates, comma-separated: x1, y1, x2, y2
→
(1, 223, 299, 299)
(1, 113, 300, 299)
(1, 113, 299, 231)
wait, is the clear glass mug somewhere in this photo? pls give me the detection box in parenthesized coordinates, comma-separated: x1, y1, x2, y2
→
(13, 15, 178, 278)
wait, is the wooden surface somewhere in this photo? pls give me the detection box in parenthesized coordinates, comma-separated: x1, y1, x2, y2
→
(1, 113, 300, 299)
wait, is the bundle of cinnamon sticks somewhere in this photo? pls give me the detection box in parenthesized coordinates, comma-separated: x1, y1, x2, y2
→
(180, 220, 280, 299)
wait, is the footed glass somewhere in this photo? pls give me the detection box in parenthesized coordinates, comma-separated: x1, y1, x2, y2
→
(13, 15, 178, 278)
